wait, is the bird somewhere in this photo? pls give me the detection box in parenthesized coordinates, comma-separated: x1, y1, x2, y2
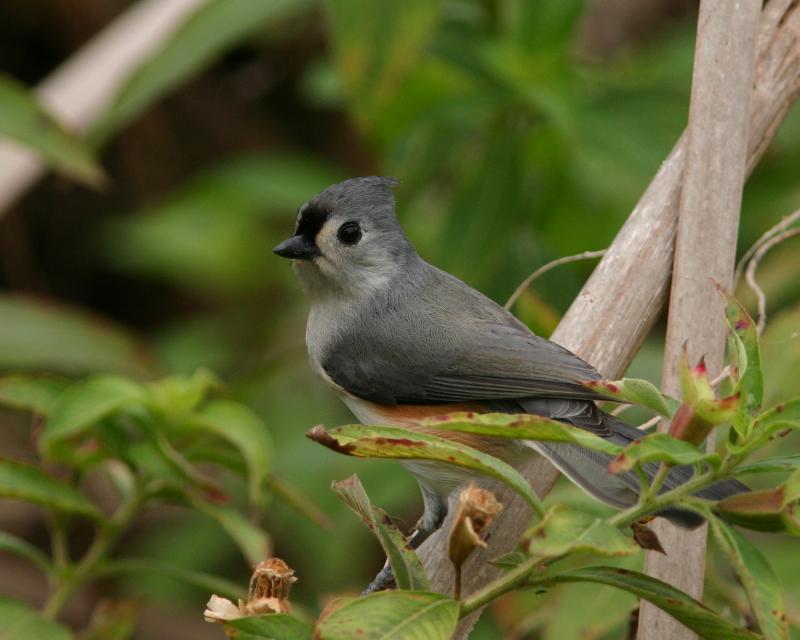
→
(273, 176, 747, 592)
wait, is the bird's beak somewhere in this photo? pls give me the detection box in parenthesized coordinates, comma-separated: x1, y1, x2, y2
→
(273, 234, 320, 260)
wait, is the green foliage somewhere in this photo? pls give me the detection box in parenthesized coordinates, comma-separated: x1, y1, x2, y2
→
(331, 475, 429, 591)
(315, 591, 459, 640)
(0, 73, 103, 186)
(0, 296, 154, 376)
(708, 517, 789, 640)
(308, 424, 544, 515)
(309, 294, 799, 639)
(2, 0, 800, 637)
(0, 460, 101, 519)
(523, 504, 638, 558)
(92, 0, 315, 141)
(102, 154, 342, 296)
(0, 369, 302, 623)
(585, 377, 676, 417)
(547, 567, 761, 640)
(419, 411, 621, 454)
(0, 598, 72, 640)
(224, 614, 313, 640)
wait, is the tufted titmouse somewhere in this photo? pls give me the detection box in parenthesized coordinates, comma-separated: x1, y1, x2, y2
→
(274, 177, 746, 591)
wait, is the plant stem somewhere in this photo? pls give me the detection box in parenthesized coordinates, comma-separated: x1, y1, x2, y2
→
(458, 465, 721, 619)
(42, 484, 144, 620)
(460, 555, 545, 616)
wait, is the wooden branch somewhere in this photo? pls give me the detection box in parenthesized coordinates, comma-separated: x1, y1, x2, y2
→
(637, 1, 761, 639)
(0, 0, 209, 217)
(417, 1, 800, 636)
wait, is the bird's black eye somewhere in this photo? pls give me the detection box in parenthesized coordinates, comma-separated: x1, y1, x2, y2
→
(337, 221, 362, 246)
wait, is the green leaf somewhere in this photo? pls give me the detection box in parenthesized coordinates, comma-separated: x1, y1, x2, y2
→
(0, 375, 66, 415)
(190, 495, 271, 567)
(332, 474, 429, 591)
(609, 433, 719, 474)
(0, 73, 103, 186)
(709, 516, 788, 640)
(224, 614, 313, 640)
(734, 456, 800, 475)
(324, 0, 445, 127)
(420, 412, 621, 455)
(316, 591, 459, 640)
(524, 504, 639, 558)
(40, 376, 145, 459)
(0, 597, 72, 640)
(186, 399, 272, 511)
(93, 0, 314, 140)
(0, 531, 51, 576)
(103, 154, 341, 295)
(584, 378, 674, 418)
(98, 558, 245, 601)
(548, 567, 760, 639)
(0, 459, 100, 519)
(738, 399, 800, 454)
(715, 472, 800, 535)
(722, 291, 764, 437)
(0, 295, 154, 376)
(145, 368, 220, 421)
(308, 424, 545, 517)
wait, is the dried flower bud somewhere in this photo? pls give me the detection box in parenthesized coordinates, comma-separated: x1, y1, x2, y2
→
(448, 484, 502, 598)
(204, 557, 297, 624)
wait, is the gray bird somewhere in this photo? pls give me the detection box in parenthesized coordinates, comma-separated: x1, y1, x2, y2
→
(274, 176, 746, 592)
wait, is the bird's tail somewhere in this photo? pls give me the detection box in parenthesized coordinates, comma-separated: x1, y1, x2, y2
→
(527, 408, 748, 529)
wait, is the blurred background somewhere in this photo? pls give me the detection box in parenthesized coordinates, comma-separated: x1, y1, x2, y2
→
(1, 0, 799, 638)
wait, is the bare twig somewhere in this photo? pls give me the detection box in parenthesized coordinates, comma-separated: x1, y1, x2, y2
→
(734, 208, 800, 285)
(744, 226, 800, 334)
(504, 249, 607, 311)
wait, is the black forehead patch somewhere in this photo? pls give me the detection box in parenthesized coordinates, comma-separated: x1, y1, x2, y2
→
(295, 204, 330, 241)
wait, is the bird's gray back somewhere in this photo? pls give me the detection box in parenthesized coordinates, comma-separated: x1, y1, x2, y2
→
(309, 256, 602, 405)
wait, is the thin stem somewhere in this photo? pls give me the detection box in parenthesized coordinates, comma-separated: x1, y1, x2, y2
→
(504, 249, 607, 311)
(41, 483, 144, 620)
(46, 512, 70, 572)
(459, 465, 721, 619)
(645, 463, 670, 501)
(460, 555, 545, 616)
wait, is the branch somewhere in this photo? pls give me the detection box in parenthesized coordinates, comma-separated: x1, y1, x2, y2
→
(417, 1, 800, 636)
(0, 0, 209, 217)
(638, 1, 761, 637)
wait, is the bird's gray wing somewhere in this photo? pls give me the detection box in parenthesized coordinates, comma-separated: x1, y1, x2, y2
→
(321, 312, 606, 407)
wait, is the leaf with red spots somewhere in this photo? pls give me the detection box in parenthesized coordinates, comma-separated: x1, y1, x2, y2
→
(608, 433, 720, 474)
(708, 513, 789, 640)
(715, 471, 800, 535)
(735, 399, 800, 455)
(419, 412, 622, 455)
(308, 424, 545, 517)
(582, 378, 676, 418)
